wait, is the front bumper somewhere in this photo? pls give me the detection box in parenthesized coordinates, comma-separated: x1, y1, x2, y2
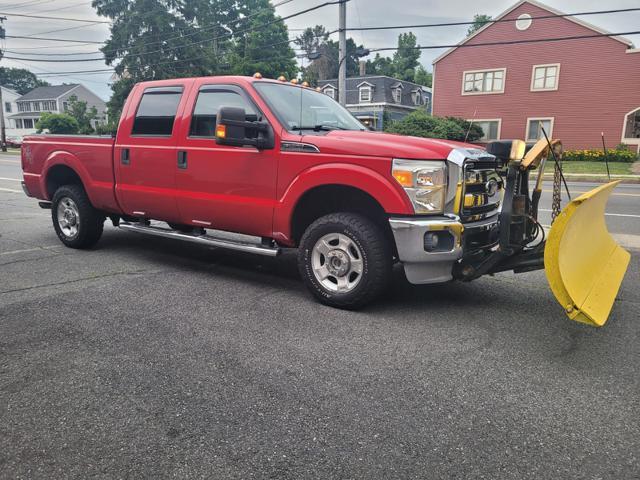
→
(389, 215, 499, 284)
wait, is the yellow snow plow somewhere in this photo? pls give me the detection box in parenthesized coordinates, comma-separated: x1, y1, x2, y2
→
(454, 138, 629, 327)
(545, 181, 630, 326)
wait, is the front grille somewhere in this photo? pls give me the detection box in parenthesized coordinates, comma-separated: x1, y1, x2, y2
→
(459, 160, 503, 222)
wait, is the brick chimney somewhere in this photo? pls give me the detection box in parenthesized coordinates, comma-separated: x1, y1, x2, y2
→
(359, 60, 366, 76)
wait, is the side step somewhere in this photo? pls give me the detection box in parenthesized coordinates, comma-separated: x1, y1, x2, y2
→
(119, 222, 281, 257)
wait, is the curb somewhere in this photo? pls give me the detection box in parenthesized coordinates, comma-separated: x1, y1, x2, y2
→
(542, 173, 640, 184)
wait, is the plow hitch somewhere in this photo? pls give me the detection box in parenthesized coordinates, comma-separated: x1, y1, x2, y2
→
(456, 138, 630, 327)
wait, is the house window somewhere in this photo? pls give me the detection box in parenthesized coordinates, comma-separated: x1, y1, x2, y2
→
(4, 102, 11, 113)
(462, 69, 506, 94)
(412, 91, 423, 106)
(18, 102, 31, 112)
(526, 118, 554, 141)
(323, 87, 335, 99)
(531, 64, 560, 91)
(63, 102, 68, 111)
(23, 119, 34, 129)
(33, 101, 41, 111)
(359, 86, 372, 103)
(472, 120, 501, 142)
(15, 119, 23, 128)
(392, 88, 402, 103)
(623, 108, 640, 139)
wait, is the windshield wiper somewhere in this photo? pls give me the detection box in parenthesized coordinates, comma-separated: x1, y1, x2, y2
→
(291, 125, 351, 132)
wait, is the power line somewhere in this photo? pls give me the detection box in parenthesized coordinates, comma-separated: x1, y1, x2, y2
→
(6, 35, 104, 44)
(348, 7, 640, 32)
(0, 11, 109, 23)
(368, 30, 640, 53)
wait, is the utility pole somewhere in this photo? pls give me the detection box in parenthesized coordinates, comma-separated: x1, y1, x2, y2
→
(0, 16, 6, 152)
(338, 0, 346, 106)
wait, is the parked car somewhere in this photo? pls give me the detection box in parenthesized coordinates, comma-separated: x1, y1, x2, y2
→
(19, 74, 627, 323)
(4, 135, 22, 148)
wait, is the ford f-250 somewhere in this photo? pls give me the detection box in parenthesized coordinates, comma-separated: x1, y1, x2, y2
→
(20, 74, 629, 324)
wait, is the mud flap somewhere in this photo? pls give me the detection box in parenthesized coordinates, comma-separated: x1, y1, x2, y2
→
(544, 181, 630, 327)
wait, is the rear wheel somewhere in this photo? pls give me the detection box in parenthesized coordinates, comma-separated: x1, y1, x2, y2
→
(298, 213, 392, 309)
(51, 184, 104, 249)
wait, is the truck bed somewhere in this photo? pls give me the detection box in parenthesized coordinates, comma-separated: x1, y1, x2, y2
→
(22, 134, 119, 213)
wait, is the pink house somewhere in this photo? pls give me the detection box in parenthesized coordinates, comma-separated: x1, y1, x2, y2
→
(432, 0, 640, 152)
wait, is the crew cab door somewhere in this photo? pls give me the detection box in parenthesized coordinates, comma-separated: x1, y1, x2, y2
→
(173, 83, 278, 237)
(114, 83, 190, 222)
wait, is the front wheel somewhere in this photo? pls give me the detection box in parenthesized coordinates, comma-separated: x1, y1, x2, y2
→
(52, 184, 105, 249)
(298, 213, 392, 309)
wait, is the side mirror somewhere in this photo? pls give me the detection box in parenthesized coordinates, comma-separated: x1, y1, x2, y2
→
(215, 106, 274, 149)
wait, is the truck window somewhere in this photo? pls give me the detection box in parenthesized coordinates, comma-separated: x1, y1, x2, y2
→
(131, 86, 183, 136)
(190, 89, 258, 138)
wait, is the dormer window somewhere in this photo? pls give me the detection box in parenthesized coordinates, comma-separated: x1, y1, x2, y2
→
(322, 85, 336, 99)
(412, 89, 423, 106)
(392, 88, 402, 103)
(360, 86, 371, 102)
(357, 81, 374, 103)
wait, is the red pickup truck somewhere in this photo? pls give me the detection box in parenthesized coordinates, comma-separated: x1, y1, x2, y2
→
(21, 74, 505, 309)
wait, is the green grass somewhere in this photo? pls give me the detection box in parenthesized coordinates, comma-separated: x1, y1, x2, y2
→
(544, 161, 633, 175)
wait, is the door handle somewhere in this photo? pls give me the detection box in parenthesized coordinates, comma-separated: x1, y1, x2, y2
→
(121, 148, 130, 165)
(177, 151, 188, 169)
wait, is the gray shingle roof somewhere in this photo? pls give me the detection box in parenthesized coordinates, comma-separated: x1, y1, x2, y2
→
(317, 75, 431, 106)
(17, 84, 78, 101)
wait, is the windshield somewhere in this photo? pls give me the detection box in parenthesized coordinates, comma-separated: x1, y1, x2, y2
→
(253, 82, 366, 132)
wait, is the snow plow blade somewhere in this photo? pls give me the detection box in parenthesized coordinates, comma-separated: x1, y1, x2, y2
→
(544, 181, 630, 327)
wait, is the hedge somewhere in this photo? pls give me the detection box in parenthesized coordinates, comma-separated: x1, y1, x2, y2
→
(562, 148, 637, 163)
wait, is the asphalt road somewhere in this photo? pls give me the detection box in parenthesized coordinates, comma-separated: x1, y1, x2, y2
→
(1, 152, 639, 479)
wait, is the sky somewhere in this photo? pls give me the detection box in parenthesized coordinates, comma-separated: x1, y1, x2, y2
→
(1, 0, 639, 100)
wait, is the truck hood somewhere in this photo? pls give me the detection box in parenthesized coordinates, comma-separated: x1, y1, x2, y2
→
(300, 130, 484, 160)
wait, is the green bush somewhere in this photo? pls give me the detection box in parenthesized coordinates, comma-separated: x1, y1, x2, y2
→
(562, 148, 637, 163)
(36, 113, 79, 134)
(385, 111, 484, 142)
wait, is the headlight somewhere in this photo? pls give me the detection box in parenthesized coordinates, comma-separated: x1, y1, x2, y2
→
(392, 159, 447, 214)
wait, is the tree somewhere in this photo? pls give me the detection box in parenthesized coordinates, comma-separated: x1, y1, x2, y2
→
(36, 113, 79, 134)
(413, 65, 432, 87)
(66, 95, 99, 134)
(230, 0, 297, 79)
(392, 32, 421, 82)
(92, 0, 235, 116)
(295, 26, 366, 82)
(467, 14, 492, 36)
(385, 111, 483, 142)
(365, 53, 394, 77)
(0, 67, 50, 95)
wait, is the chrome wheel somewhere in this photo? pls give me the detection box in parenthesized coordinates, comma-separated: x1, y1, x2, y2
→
(56, 196, 80, 238)
(311, 233, 364, 293)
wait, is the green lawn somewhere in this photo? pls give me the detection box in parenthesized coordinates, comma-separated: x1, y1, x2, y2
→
(544, 161, 633, 175)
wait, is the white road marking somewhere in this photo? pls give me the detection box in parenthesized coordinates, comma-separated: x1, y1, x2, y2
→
(0, 159, 20, 164)
(538, 209, 640, 219)
(0, 187, 22, 193)
(0, 177, 21, 182)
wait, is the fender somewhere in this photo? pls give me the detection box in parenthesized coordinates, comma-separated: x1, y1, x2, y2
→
(41, 150, 117, 212)
(272, 162, 413, 245)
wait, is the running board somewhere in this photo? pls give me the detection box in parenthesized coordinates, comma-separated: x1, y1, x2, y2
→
(119, 222, 281, 257)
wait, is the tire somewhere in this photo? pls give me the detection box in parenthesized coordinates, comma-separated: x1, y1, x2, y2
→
(298, 213, 392, 309)
(51, 184, 105, 249)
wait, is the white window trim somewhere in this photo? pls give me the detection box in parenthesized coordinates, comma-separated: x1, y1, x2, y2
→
(530, 63, 561, 92)
(468, 118, 502, 142)
(322, 86, 336, 99)
(461, 68, 507, 96)
(525, 117, 555, 142)
(392, 87, 402, 103)
(359, 86, 372, 103)
(621, 107, 640, 147)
